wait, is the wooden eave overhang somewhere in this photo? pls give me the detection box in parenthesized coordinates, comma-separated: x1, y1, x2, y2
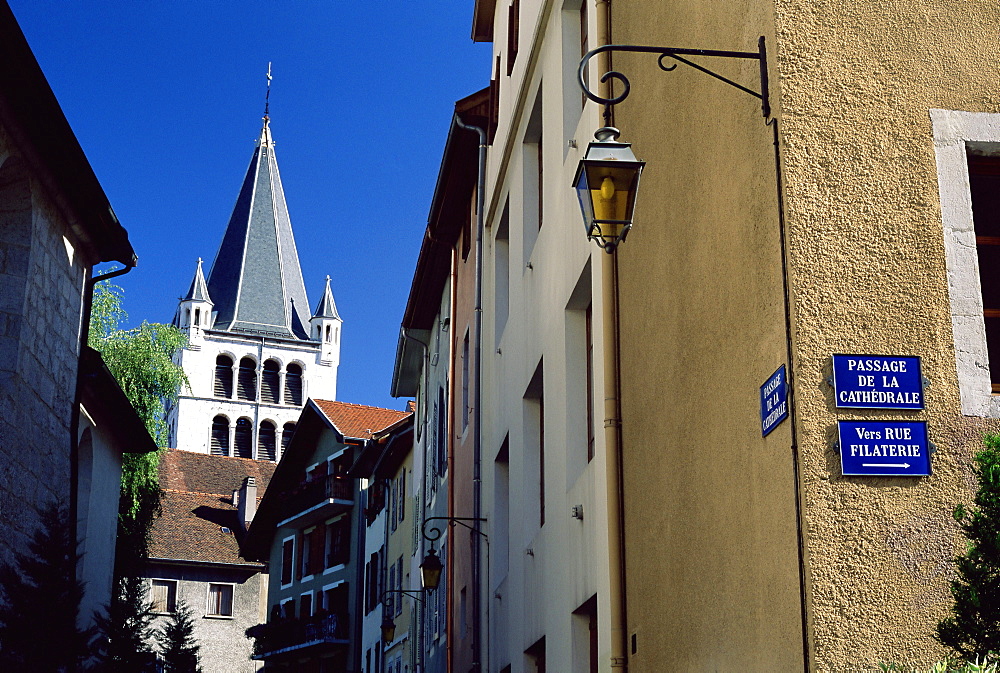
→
(472, 0, 497, 42)
(79, 347, 157, 454)
(0, 4, 137, 267)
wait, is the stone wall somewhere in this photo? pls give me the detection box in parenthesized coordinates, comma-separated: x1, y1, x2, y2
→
(0, 121, 88, 568)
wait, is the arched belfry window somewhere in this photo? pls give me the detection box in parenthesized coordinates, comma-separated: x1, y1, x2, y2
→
(258, 421, 277, 461)
(261, 360, 280, 404)
(238, 357, 257, 401)
(284, 364, 303, 406)
(235, 418, 253, 459)
(214, 355, 234, 398)
(211, 416, 230, 456)
(282, 422, 296, 457)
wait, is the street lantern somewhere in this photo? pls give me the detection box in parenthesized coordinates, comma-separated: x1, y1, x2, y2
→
(381, 613, 396, 643)
(573, 127, 645, 253)
(419, 547, 443, 591)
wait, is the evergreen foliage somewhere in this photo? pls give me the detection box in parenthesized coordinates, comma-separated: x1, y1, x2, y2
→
(937, 434, 1000, 660)
(156, 601, 203, 673)
(91, 575, 157, 673)
(0, 502, 93, 672)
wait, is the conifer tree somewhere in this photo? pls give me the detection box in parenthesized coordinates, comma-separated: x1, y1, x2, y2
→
(937, 434, 1000, 660)
(91, 575, 157, 672)
(0, 502, 93, 672)
(156, 601, 203, 673)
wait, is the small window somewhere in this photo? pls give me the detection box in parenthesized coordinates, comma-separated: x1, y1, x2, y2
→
(507, 0, 520, 75)
(151, 579, 176, 613)
(969, 154, 1000, 392)
(194, 307, 201, 326)
(285, 364, 303, 406)
(261, 360, 280, 404)
(258, 421, 277, 461)
(281, 539, 294, 586)
(281, 422, 296, 458)
(235, 418, 253, 459)
(211, 416, 230, 457)
(325, 324, 332, 343)
(300, 592, 313, 619)
(207, 583, 233, 617)
(237, 357, 257, 401)
(214, 355, 234, 398)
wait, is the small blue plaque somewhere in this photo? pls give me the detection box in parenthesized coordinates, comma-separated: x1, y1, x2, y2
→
(838, 420, 930, 477)
(760, 365, 788, 437)
(831, 354, 924, 410)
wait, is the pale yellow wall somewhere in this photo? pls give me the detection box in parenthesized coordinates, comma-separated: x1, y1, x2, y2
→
(613, 0, 1000, 671)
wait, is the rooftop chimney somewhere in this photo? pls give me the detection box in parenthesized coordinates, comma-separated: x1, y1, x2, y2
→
(238, 476, 257, 532)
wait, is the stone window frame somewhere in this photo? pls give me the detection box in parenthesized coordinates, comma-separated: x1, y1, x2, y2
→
(931, 109, 1000, 416)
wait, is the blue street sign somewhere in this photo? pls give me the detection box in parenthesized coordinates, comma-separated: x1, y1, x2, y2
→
(831, 354, 924, 410)
(838, 420, 930, 477)
(760, 365, 788, 436)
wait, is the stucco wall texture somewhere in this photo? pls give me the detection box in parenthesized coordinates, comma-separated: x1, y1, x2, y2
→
(613, 0, 1000, 671)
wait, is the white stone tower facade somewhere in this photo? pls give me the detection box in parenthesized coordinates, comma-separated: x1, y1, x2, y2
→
(166, 116, 341, 461)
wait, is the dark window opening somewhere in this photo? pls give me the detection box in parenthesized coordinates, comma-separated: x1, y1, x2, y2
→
(261, 360, 280, 403)
(285, 363, 303, 406)
(507, 0, 520, 75)
(211, 416, 230, 456)
(214, 355, 233, 398)
(235, 417, 253, 458)
(237, 357, 257, 401)
(258, 421, 276, 461)
(282, 422, 296, 457)
(281, 539, 294, 585)
(969, 154, 1000, 391)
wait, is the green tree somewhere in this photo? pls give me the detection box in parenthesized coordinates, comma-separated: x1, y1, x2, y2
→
(91, 575, 157, 673)
(88, 279, 188, 527)
(937, 434, 1000, 660)
(0, 502, 93, 672)
(88, 278, 188, 672)
(156, 601, 203, 673)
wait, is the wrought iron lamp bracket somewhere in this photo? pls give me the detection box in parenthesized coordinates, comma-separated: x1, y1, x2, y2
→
(422, 516, 488, 545)
(380, 588, 425, 605)
(578, 36, 771, 121)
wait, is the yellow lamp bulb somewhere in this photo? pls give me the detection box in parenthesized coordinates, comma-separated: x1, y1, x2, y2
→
(600, 176, 616, 200)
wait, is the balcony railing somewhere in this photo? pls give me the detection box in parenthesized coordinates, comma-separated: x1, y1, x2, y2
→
(247, 612, 348, 660)
(279, 475, 354, 523)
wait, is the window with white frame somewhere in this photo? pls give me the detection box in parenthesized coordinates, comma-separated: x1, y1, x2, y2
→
(206, 583, 233, 617)
(281, 537, 295, 586)
(931, 109, 1000, 416)
(150, 579, 176, 613)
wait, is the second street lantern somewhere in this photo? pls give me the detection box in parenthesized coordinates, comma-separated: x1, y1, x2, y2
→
(573, 126, 645, 253)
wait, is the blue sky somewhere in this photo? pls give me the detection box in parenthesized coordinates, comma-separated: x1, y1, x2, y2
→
(8, 1, 492, 411)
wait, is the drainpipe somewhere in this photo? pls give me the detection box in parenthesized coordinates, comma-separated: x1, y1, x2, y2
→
(454, 113, 487, 673)
(69, 261, 134, 651)
(446, 247, 458, 673)
(594, 1, 628, 671)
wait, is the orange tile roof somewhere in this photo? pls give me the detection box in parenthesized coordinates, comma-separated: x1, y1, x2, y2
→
(312, 399, 411, 440)
(148, 449, 277, 565)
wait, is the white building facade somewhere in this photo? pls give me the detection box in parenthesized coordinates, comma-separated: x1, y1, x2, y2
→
(166, 116, 341, 462)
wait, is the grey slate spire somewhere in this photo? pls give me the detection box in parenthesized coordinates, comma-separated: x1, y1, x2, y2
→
(206, 117, 312, 339)
(312, 275, 341, 320)
(183, 258, 213, 304)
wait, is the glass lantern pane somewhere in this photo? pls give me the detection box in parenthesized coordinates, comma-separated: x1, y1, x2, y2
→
(575, 170, 597, 236)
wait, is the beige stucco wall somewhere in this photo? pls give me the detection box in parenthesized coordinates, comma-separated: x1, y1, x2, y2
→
(614, 0, 1000, 671)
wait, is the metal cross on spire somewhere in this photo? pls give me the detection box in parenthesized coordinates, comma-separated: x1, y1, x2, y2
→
(264, 62, 272, 118)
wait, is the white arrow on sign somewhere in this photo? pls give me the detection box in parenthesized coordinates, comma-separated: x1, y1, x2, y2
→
(862, 463, 910, 468)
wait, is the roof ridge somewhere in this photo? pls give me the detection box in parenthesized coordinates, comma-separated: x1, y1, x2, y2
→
(162, 487, 234, 499)
(313, 398, 411, 414)
(165, 449, 275, 464)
